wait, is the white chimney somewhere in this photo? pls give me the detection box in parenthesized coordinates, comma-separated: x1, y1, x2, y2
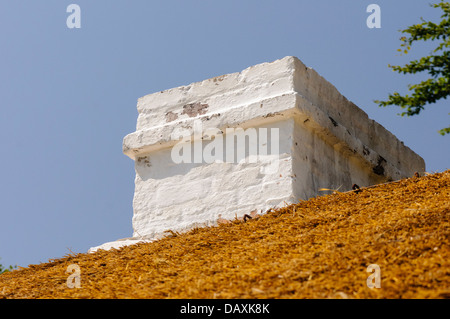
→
(89, 56, 425, 252)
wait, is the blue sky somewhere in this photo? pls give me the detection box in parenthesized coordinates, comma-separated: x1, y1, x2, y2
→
(0, 0, 448, 269)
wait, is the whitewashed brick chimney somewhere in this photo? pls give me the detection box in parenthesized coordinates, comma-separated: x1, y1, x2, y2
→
(89, 56, 425, 252)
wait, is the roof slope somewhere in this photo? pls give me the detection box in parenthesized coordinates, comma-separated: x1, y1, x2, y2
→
(1, 171, 449, 299)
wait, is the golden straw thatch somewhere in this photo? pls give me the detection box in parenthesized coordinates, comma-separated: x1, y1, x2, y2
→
(1, 170, 449, 299)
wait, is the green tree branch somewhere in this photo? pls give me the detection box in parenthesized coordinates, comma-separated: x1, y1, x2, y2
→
(375, 1, 450, 135)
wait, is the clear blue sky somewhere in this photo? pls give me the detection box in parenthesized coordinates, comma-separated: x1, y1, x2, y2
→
(1, 0, 448, 269)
